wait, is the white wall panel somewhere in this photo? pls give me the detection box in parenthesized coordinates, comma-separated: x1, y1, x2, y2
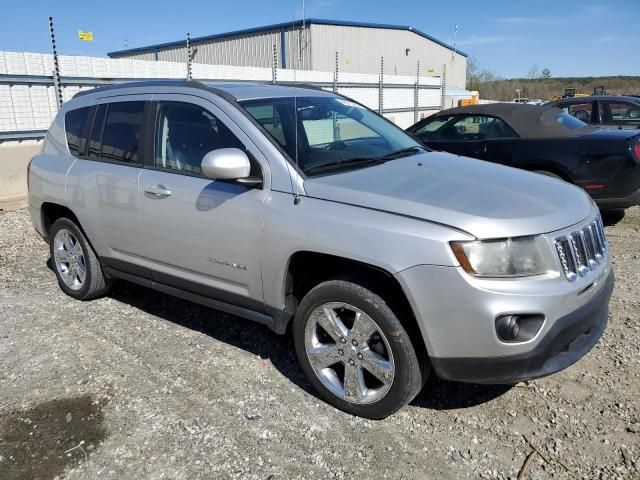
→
(0, 50, 444, 138)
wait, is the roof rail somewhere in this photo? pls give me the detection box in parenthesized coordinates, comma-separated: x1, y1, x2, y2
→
(72, 79, 208, 98)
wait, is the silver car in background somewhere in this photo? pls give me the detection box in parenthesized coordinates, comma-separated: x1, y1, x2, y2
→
(27, 81, 613, 419)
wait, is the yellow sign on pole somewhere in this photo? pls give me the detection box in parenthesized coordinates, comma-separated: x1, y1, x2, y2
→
(78, 31, 93, 41)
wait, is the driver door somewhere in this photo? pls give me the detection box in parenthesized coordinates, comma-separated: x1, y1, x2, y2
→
(138, 94, 268, 310)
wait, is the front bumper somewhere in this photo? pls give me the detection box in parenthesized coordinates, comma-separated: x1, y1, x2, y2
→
(395, 240, 613, 385)
(430, 270, 613, 384)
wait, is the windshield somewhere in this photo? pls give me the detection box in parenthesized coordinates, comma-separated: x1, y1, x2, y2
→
(240, 96, 424, 176)
(555, 111, 587, 129)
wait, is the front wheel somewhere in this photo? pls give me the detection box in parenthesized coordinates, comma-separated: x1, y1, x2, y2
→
(293, 279, 427, 419)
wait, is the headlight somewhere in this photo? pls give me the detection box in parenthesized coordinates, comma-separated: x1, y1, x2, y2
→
(450, 236, 549, 278)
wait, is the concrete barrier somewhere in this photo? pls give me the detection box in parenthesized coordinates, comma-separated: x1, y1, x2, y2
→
(0, 143, 41, 210)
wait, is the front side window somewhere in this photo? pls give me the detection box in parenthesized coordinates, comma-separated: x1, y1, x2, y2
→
(599, 101, 640, 125)
(154, 102, 244, 175)
(554, 112, 587, 129)
(440, 115, 491, 141)
(558, 102, 593, 123)
(412, 116, 453, 136)
(100, 102, 145, 164)
(240, 96, 423, 176)
(64, 107, 91, 156)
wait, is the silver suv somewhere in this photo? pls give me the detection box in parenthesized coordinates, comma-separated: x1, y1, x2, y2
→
(28, 81, 614, 419)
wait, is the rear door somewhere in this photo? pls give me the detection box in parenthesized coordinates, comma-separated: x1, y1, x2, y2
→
(65, 96, 151, 274)
(138, 94, 269, 310)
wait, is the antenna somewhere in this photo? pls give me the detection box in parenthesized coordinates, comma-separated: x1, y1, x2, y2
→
(292, 13, 301, 205)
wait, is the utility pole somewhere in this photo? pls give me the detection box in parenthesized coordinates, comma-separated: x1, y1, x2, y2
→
(48, 16, 63, 109)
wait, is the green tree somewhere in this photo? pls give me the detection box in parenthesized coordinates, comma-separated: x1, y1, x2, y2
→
(541, 68, 552, 79)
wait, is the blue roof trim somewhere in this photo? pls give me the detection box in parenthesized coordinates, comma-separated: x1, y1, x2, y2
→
(107, 18, 467, 58)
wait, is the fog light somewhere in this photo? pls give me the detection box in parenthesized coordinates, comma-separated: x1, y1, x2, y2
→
(496, 315, 521, 341)
(495, 314, 544, 343)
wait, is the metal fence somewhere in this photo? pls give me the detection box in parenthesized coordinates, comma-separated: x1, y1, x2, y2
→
(0, 50, 448, 143)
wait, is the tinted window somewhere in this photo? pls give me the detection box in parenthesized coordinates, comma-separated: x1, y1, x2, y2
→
(100, 102, 145, 164)
(88, 104, 107, 160)
(65, 107, 91, 156)
(485, 118, 518, 139)
(243, 104, 287, 146)
(413, 116, 453, 136)
(557, 102, 593, 123)
(599, 101, 640, 125)
(154, 102, 244, 175)
(555, 112, 587, 129)
(240, 96, 422, 176)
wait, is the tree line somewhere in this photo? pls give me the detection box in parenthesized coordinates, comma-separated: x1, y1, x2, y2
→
(466, 58, 640, 101)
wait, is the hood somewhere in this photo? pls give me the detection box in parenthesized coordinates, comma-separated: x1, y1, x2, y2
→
(303, 152, 594, 239)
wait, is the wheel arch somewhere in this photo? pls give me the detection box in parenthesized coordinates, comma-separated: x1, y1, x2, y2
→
(280, 250, 428, 357)
(41, 202, 81, 239)
(526, 162, 574, 183)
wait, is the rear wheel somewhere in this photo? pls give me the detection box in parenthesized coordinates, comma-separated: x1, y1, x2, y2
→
(49, 218, 111, 300)
(293, 279, 427, 419)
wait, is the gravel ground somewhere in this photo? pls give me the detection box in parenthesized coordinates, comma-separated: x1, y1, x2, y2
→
(0, 207, 639, 480)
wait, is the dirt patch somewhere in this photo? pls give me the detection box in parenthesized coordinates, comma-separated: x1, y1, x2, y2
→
(0, 395, 107, 480)
(0, 207, 639, 479)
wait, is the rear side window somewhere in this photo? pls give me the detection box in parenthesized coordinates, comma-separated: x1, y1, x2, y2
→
(65, 107, 91, 156)
(100, 102, 145, 164)
(599, 101, 640, 125)
(88, 104, 107, 160)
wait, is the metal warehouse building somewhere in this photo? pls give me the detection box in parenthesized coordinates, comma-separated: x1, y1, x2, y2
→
(108, 19, 467, 89)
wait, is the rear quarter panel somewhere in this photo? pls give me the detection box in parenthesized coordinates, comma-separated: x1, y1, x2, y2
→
(28, 111, 75, 237)
(508, 137, 640, 199)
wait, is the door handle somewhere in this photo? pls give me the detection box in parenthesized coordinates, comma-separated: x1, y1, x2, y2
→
(144, 185, 172, 197)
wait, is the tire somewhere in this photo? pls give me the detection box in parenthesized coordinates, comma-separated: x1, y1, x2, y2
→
(573, 110, 590, 122)
(49, 218, 111, 300)
(293, 279, 427, 419)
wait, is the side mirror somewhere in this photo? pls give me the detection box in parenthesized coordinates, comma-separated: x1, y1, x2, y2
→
(201, 148, 251, 180)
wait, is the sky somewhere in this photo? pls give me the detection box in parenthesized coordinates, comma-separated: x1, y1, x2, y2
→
(1, 0, 638, 79)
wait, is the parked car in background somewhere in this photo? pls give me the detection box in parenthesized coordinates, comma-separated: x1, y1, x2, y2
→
(406, 103, 640, 210)
(28, 81, 614, 419)
(513, 98, 530, 103)
(547, 95, 640, 129)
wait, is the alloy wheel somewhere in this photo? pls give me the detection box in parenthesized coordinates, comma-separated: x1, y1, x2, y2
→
(53, 229, 86, 291)
(304, 302, 395, 404)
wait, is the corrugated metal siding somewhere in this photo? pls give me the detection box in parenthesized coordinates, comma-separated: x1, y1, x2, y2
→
(126, 30, 287, 68)
(310, 24, 467, 89)
(283, 25, 312, 70)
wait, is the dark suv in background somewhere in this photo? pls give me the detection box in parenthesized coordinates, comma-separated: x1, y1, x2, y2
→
(547, 96, 640, 130)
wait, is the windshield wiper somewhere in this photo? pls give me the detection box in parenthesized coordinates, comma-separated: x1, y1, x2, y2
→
(305, 157, 383, 175)
(380, 146, 424, 159)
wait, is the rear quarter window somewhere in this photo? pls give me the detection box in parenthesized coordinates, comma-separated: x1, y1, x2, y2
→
(64, 107, 91, 156)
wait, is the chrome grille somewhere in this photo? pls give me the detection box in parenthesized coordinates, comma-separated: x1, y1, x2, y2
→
(554, 216, 607, 281)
